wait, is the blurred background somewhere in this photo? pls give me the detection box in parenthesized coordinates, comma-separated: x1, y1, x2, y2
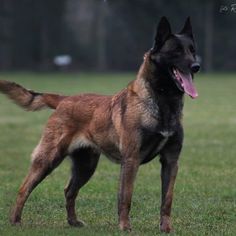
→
(0, 0, 235, 72)
(1, 1, 236, 235)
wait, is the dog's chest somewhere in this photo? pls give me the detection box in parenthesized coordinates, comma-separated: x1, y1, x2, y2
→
(140, 129, 174, 164)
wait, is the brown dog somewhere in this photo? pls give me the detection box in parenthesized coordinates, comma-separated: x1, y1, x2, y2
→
(0, 17, 199, 233)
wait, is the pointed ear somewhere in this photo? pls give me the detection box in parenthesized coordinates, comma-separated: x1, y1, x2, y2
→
(152, 17, 172, 52)
(179, 17, 194, 39)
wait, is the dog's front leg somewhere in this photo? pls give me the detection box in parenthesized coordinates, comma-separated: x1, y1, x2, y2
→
(159, 158, 178, 233)
(118, 155, 139, 231)
(159, 142, 181, 233)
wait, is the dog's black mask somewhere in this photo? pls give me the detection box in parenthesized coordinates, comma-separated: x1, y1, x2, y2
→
(150, 17, 200, 98)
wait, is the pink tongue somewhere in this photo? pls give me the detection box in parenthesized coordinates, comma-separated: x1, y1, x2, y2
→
(177, 70, 198, 98)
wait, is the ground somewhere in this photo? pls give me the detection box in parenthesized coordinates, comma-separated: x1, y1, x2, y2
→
(0, 72, 235, 235)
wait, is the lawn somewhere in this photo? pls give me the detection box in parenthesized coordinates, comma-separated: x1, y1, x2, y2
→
(0, 72, 236, 236)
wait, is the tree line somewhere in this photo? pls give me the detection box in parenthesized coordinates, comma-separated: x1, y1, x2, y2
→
(0, 0, 235, 72)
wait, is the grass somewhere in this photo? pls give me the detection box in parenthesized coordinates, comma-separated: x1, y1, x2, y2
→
(0, 72, 236, 235)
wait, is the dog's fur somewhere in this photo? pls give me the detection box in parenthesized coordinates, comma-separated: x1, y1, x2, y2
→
(0, 17, 199, 233)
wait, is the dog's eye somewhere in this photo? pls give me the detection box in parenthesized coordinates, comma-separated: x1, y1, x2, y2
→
(189, 45, 195, 54)
(174, 46, 182, 52)
(171, 46, 182, 56)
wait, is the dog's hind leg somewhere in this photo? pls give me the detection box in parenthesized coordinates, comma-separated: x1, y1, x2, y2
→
(65, 148, 100, 227)
(10, 131, 69, 225)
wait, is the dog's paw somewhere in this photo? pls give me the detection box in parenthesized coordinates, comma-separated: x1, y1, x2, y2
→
(68, 219, 86, 227)
(160, 216, 173, 233)
(160, 224, 172, 233)
(119, 222, 132, 232)
(9, 216, 21, 226)
(10, 210, 21, 226)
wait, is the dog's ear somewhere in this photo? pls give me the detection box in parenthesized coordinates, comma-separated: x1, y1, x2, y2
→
(179, 17, 194, 39)
(152, 17, 172, 52)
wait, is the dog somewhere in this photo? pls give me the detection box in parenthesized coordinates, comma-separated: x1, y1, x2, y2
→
(0, 17, 200, 233)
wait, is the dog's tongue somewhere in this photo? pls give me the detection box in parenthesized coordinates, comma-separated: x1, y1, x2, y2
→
(176, 69, 198, 98)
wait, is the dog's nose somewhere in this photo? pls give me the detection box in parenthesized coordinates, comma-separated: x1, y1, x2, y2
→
(191, 63, 200, 73)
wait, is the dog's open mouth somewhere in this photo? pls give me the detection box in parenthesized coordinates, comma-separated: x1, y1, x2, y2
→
(173, 68, 198, 99)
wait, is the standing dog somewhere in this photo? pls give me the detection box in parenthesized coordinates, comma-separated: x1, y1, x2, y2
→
(0, 17, 200, 233)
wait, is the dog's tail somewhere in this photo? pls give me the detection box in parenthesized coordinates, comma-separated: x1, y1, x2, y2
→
(0, 80, 67, 111)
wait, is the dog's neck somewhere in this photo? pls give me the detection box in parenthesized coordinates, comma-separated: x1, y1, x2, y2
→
(131, 52, 183, 100)
(128, 52, 184, 122)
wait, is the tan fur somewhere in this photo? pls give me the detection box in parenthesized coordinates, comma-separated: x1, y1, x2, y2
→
(0, 53, 180, 232)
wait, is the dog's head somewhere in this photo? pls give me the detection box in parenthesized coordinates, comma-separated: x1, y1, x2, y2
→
(150, 17, 200, 98)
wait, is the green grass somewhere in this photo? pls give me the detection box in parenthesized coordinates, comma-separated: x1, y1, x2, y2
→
(0, 72, 236, 235)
